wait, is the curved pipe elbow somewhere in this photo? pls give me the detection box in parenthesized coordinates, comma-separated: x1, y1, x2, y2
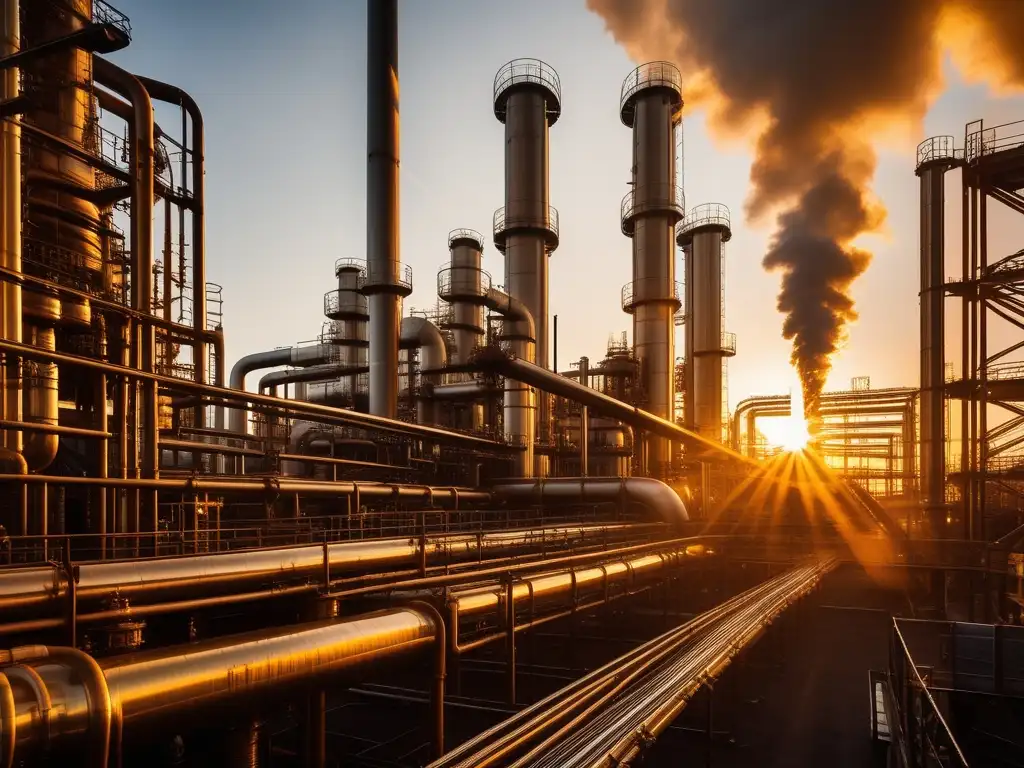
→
(484, 288, 535, 349)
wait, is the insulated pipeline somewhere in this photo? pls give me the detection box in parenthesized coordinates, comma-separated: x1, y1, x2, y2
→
(0, 522, 647, 618)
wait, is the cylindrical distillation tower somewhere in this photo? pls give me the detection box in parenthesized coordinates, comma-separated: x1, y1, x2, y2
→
(619, 63, 684, 478)
(323, 259, 369, 401)
(677, 204, 735, 443)
(916, 136, 959, 518)
(438, 229, 488, 430)
(492, 59, 561, 475)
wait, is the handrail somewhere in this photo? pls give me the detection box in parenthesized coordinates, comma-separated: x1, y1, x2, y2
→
(493, 59, 561, 123)
(448, 229, 484, 250)
(620, 62, 682, 124)
(677, 202, 732, 242)
(621, 279, 683, 312)
(887, 620, 969, 767)
(493, 204, 559, 241)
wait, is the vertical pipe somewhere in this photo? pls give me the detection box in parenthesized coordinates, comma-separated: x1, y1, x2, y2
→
(1, 0, 22, 460)
(493, 59, 561, 477)
(978, 182, 988, 540)
(916, 140, 956, 525)
(366, 0, 407, 418)
(553, 314, 558, 374)
(960, 172, 970, 540)
(579, 356, 589, 477)
(505, 575, 516, 705)
(620, 63, 684, 479)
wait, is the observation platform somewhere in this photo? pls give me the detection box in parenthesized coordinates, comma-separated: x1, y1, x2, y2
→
(620, 186, 685, 236)
(447, 228, 484, 251)
(621, 278, 683, 315)
(493, 59, 561, 125)
(965, 118, 1024, 194)
(492, 204, 560, 252)
(620, 61, 683, 128)
(676, 203, 733, 246)
(437, 266, 491, 305)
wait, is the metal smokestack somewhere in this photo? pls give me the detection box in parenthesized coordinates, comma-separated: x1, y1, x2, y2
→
(916, 137, 959, 519)
(366, 0, 411, 418)
(678, 203, 735, 443)
(619, 62, 684, 479)
(492, 59, 561, 476)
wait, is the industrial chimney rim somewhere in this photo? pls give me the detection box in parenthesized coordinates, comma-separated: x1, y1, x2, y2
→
(915, 135, 963, 175)
(448, 228, 485, 251)
(676, 203, 732, 245)
(620, 61, 683, 128)
(493, 59, 562, 125)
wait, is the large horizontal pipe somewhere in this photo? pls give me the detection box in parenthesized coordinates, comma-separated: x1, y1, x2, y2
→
(258, 363, 368, 393)
(732, 389, 917, 453)
(491, 477, 688, 527)
(472, 348, 747, 463)
(0, 523, 641, 615)
(0, 607, 437, 763)
(0, 337, 516, 451)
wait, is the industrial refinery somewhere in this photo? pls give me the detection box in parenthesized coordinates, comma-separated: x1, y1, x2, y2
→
(0, 1, 1021, 766)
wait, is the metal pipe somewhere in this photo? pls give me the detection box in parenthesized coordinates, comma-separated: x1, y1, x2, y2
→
(1, 0, 22, 461)
(228, 345, 334, 434)
(135, 76, 207, 431)
(257, 364, 367, 393)
(579, 357, 590, 477)
(491, 477, 688, 526)
(0, 522, 639, 615)
(474, 347, 747, 463)
(366, 0, 407, 418)
(484, 288, 536, 476)
(1, 607, 436, 760)
(730, 388, 918, 454)
(428, 380, 498, 401)
(400, 316, 447, 425)
(493, 59, 561, 477)
(620, 63, 684, 477)
(0, 337, 513, 451)
(92, 57, 158, 537)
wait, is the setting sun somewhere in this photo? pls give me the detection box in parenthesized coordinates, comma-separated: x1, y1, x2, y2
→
(759, 382, 812, 453)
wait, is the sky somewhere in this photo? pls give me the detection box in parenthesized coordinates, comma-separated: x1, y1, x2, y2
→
(107, 0, 1024, 409)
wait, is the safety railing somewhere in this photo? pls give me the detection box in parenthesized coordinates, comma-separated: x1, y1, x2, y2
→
(363, 261, 413, 293)
(448, 228, 484, 250)
(437, 266, 492, 302)
(966, 118, 1024, 162)
(324, 289, 369, 319)
(621, 278, 683, 312)
(721, 331, 737, 355)
(916, 136, 961, 168)
(493, 59, 561, 122)
(885, 620, 970, 767)
(93, 0, 133, 40)
(620, 61, 682, 122)
(620, 184, 685, 235)
(493, 204, 559, 244)
(677, 202, 732, 240)
(334, 257, 367, 277)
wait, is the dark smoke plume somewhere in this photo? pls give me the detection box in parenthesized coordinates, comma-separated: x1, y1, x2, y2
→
(588, 0, 1024, 419)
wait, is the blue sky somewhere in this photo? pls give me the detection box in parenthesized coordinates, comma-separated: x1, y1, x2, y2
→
(108, 0, 1024, 406)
